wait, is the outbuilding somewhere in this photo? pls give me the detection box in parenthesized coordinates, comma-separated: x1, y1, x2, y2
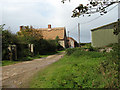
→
(67, 37, 78, 48)
(91, 21, 120, 47)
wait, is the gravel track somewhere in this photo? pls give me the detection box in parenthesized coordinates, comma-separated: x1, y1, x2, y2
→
(1, 52, 65, 88)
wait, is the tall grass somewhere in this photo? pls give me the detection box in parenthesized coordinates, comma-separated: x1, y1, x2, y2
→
(30, 47, 118, 88)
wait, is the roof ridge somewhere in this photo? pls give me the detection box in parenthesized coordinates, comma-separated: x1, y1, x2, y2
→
(91, 21, 118, 31)
(36, 27, 64, 29)
(36, 27, 65, 31)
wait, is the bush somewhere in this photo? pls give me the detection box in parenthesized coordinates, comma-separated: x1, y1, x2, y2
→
(96, 43, 119, 88)
(2, 29, 59, 60)
(33, 39, 57, 55)
(66, 47, 104, 59)
(66, 48, 81, 56)
(2, 26, 63, 61)
(81, 43, 100, 52)
(17, 44, 32, 60)
(72, 50, 104, 58)
(2, 30, 19, 60)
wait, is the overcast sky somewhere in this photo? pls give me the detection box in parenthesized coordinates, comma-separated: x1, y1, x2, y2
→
(0, 0, 119, 43)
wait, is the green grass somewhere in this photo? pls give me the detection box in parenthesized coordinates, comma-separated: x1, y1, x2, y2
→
(1, 60, 23, 66)
(30, 50, 112, 88)
(2, 50, 64, 66)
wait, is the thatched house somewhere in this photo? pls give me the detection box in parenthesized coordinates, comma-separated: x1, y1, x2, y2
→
(19, 24, 67, 48)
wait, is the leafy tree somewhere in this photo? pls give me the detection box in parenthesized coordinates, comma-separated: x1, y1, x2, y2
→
(61, 0, 120, 17)
(33, 39, 57, 55)
(62, 0, 120, 35)
(55, 36, 59, 46)
(17, 26, 43, 44)
(2, 26, 19, 60)
(17, 26, 59, 55)
(2, 30, 18, 45)
(55, 36, 64, 50)
(0, 24, 5, 31)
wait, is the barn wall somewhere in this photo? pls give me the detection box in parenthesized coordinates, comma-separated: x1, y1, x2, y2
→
(92, 29, 119, 47)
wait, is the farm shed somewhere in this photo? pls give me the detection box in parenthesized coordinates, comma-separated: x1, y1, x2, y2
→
(91, 21, 120, 47)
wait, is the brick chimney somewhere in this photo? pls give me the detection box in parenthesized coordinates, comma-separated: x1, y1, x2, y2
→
(20, 26, 23, 30)
(30, 26, 33, 29)
(48, 24, 51, 28)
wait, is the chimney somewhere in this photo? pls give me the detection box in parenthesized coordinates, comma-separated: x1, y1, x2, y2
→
(30, 26, 33, 29)
(48, 24, 51, 28)
(20, 26, 23, 30)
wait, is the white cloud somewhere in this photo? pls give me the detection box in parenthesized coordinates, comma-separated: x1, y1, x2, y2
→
(1, 0, 118, 42)
(0, 1, 2, 24)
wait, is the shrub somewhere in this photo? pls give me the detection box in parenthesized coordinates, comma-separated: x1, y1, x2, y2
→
(66, 48, 81, 56)
(33, 39, 58, 55)
(55, 36, 64, 51)
(72, 49, 105, 58)
(2, 30, 19, 60)
(66, 47, 105, 59)
(17, 44, 32, 60)
(96, 43, 119, 88)
(2, 27, 59, 60)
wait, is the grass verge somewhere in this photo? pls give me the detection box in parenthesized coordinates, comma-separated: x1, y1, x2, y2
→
(1, 60, 23, 66)
(29, 49, 118, 88)
(2, 50, 65, 66)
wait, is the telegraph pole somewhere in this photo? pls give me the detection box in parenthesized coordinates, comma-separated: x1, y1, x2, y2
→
(118, 1, 120, 21)
(78, 23, 80, 47)
(68, 31, 69, 38)
(68, 31, 70, 48)
(118, 2, 120, 46)
(118, 2, 120, 44)
(118, 1, 120, 83)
